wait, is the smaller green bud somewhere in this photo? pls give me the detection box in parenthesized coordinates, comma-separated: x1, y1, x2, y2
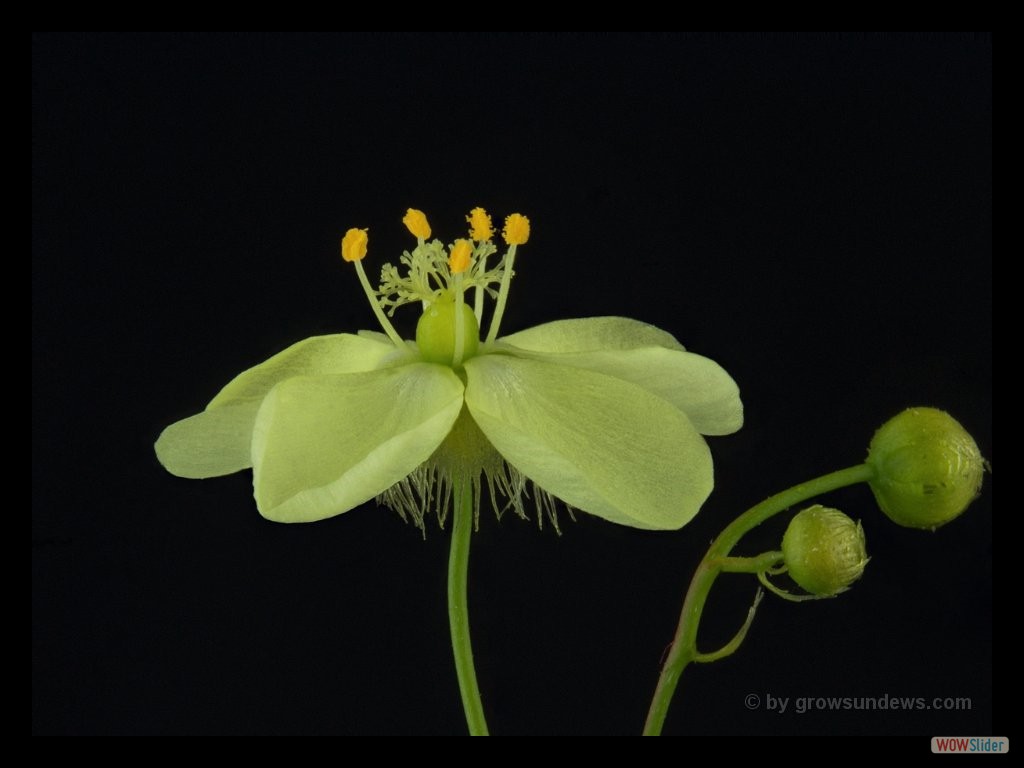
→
(866, 407, 985, 530)
(416, 300, 480, 366)
(782, 505, 868, 597)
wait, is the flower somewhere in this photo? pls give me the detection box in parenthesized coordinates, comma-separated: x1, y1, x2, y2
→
(155, 208, 743, 530)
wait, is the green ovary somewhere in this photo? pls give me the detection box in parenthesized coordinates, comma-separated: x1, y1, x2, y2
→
(416, 300, 480, 366)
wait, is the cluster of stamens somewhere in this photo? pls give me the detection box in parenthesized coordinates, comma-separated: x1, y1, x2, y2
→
(341, 207, 530, 367)
(339, 208, 563, 531)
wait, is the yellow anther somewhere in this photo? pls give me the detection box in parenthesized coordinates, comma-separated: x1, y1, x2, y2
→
(449, 239, 473, 274)
(467, 207, 494, 241)
(341, 227, 368, 262)
(403, 208, 432, 240)
(502, 213, 530, 245)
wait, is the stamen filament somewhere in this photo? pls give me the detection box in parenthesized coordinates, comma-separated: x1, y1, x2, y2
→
(485, 245, 516, 344)
(452, 272, 466, 367)
(353, 259, 405, 347)
(473, 252, 488, 325)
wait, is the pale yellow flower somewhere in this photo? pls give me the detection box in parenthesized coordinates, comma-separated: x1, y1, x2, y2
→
(156, 208, 742, 530)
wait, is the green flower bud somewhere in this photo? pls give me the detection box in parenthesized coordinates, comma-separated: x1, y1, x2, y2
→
(782, 505, 868, 597)
(866, 407, 984, 530)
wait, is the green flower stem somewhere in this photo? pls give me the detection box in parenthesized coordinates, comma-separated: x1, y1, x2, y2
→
(714, 551, 784, 574)
(448, 478, 489, 736)
(642, 463, 875, 736)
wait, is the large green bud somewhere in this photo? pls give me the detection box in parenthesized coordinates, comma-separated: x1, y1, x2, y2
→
(866, 407, 985, 530)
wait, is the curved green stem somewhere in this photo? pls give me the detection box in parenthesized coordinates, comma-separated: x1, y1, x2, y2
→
(448, 478, 489, 736)
(642, 463, 875, 736)
(757, 570, 821, 602)
(694, 589, 764, 663)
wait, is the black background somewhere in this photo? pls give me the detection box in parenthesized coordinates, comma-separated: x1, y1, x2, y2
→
(33, 33, 992, 737)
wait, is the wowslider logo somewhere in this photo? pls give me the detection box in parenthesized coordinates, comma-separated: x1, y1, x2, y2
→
(931, 737, 1008, 754)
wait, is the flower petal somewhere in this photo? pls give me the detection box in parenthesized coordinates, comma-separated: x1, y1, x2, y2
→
(463, 355, 713, 530)
(357, 329, 407, 348)
(155, 334, 400, 479)
(499, 316, 686, 353)
(154, 405, 256, 479)
(208, 333, 401, 408)
(498, 345, 742, 436)
(252, 363, 464, 523)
